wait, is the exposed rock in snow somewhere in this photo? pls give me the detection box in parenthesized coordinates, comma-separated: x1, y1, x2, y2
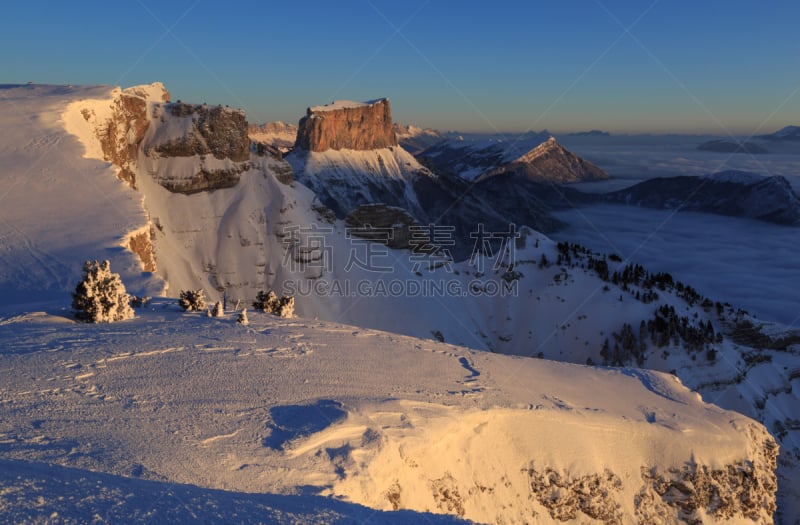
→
(142, 102, 251, 193)
(345, 204, 422, 249)
(295, 98, 397, 152)
(149, 102, 250, 162)
(69, 82, 169, 189)
(125, 226, 157, 272)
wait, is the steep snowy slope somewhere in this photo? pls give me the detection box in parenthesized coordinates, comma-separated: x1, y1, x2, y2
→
(0, 306, 778, 523)
(288, 146, 431, 219)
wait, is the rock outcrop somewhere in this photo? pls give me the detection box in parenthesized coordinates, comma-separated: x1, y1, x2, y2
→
(127, 227, 157, 272)
(147, 103, 250, 162)
(78, 82, 170, 188)
(477, 137, 609, 184)
(141, 102, 252, 194)
(295, 99, 397, 152)
(344, 204, 422, 249)
(152, 164, 250, 195)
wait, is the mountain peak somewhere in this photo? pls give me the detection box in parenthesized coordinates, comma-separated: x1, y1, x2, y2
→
(476, 137, 608, 184)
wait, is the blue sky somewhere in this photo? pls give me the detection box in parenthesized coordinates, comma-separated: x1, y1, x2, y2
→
(2, 1, 799, 133)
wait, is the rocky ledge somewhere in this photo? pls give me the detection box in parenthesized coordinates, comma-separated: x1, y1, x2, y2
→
(295, 98, 397, 152)
(147, 102, 250, 162)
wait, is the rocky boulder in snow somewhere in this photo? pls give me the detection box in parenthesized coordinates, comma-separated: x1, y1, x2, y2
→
(295, 98, 397, 152)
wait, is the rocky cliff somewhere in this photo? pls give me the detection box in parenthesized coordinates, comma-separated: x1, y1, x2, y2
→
(295, 99, 397, 152)
(141, 102, 252, 194)
(147, 102, 250, 162)
(76, 82, 170, 188)
(73, 84, 253, 195)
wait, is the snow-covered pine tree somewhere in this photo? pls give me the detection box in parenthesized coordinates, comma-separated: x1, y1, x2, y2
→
(252, 289, 294, 318)
(72, 260, 134, 323)
(277, 296, 294, 318)
(209, 301, 223, 318)
(236, 308, 249, 326)
(179, 289, 207, 311)
(253, 290, 279, 312)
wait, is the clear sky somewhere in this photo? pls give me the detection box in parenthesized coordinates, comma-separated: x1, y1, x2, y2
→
(2, 0, 799, 134)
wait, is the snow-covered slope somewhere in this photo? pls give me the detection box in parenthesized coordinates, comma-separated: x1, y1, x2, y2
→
(477, 136, 609, 184)
(0, 84, 164, 310)
(0, 306, 778, 523)
(287, 146, 431, 219)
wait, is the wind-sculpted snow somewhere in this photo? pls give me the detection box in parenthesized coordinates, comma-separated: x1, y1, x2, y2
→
(0, 306, 778, 523)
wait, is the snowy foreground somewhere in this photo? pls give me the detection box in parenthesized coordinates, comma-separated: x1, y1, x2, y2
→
(0, 303, 777, 524)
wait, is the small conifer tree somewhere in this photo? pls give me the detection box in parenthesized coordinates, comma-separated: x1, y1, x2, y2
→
(72, 260, 134, 323)
(179, 289, 207, 311)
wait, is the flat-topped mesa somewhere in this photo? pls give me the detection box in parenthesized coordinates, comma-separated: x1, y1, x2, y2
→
(295, 98, 397, 152)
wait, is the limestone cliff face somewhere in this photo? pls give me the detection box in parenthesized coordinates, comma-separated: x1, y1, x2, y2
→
(80, 82, 170, 188)
(295, 99, 397, 152)
(74, 83, 253, 194)
(127, 227, 157, 273)
(147, 103, 250, 162)
(141, 102, 253, 194)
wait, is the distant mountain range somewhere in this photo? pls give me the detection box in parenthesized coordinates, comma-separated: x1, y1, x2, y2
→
(759, 125, 800, 142)
(697, 139, 769, 154)
(605, 170, 800, 225)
